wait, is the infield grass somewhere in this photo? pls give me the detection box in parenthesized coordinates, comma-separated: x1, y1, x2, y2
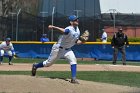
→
(0, 71, 140, 87)
(2, 58, 140, 66)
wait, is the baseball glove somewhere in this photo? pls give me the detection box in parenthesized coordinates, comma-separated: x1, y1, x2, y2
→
(79, 30, 89, 42)
(13, 54, 19, 59)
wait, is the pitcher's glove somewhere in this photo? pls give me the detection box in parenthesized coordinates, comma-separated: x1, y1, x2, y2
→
(79, 30, 89, 42)
(13, 54, 18, 59)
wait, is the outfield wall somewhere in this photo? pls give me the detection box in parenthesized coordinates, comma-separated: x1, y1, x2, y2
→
(12, 42, 140, 61)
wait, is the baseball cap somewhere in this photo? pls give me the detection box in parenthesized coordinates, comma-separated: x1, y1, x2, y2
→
(42, 34, 47, 37)
(69, 15, 78, 21)
(5, 38, 11, 41)
(119, 27, 123, 31)
(118, 26, 123, 30)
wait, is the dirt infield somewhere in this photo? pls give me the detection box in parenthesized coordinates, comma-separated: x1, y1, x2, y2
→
(0, 63, 140, 93)
(0, 63, 140, 72)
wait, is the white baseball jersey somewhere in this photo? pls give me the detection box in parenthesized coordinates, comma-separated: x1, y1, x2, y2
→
(57, 26, 80, 48)
(101, 32, 107, 42)
(0, 41, 14, 51)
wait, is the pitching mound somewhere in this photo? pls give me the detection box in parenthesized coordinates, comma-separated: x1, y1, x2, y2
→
(0, 75, 139, 93)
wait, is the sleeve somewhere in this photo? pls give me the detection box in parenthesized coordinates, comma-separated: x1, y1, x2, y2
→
(64, 29, 70, 35)
(125, 35, 129, 45)
(46, 38, 49, 42)
(111, 35, 115, 46)
(11, 44, 15, 55)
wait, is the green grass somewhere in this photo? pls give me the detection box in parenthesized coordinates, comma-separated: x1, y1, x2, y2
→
(3, 58, 43, 63)
(0, 71, 140, 87)
(3, 58, 140, 66)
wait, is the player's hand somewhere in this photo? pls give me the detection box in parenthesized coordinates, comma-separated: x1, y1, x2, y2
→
(76, 40, 83, 44)
(48, 25, 54, 29)
(112, 46, 114, 48)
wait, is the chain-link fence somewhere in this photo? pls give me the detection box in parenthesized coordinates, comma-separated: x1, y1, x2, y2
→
(0, 0, 102, 41)
(0, 12, 99, 41)
(101, 13, 140, 26)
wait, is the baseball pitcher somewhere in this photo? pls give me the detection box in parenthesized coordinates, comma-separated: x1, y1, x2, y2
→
(32, 15, 89, 84)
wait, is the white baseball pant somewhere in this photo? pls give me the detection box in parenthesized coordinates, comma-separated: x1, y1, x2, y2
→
(43, 43, 77, 67)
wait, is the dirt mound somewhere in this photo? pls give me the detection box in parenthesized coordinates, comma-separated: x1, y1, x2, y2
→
(0, 75, 139, 93)
(0, 63, 140, 93)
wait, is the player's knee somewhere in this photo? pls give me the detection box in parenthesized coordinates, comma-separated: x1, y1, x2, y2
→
(70, 59, 77, 65)
(0, 50, 4, 56)
(43, 60, 53, 67)
(7, 51, 13, 56)
(69, 58, 77, 65)
(8, 54, 13, 56)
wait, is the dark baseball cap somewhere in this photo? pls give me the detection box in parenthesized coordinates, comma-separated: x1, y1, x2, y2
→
(69, 15, 78, 21)
(5, 38, 11, 41)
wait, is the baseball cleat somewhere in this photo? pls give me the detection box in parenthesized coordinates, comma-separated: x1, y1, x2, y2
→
(112, 62, 116, 65)
(123, 63, 126, 65)
(0, 62, 2, 65)
(32, 64, 37, 76)
(9, 62, 13, 65)
(70, 79, 79, 84)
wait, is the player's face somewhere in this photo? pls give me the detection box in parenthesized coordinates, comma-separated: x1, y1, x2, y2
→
(6, 41, 10, 46)
(71, 19, 79, 26)
(119, 29, 123, 33)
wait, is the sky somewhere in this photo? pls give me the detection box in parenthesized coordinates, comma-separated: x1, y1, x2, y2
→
(100, 0, 140, 13)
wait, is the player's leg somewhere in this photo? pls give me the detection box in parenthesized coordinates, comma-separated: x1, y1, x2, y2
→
(64, 50, 79, 84)
(35, 44, 60, 68)
(113, 47, 118, 65)
(32, 44, 60, 76)
(119, 46, 126, 65)
(0, 50, 4, 64)
(7, 50, 14, 65)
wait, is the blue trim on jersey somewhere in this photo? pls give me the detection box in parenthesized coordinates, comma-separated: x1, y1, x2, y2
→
(71, 64, 77, 78)
(64, 29, 70, 35)
(11, 50, 15, 55)
(11, 50, 15, 52)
